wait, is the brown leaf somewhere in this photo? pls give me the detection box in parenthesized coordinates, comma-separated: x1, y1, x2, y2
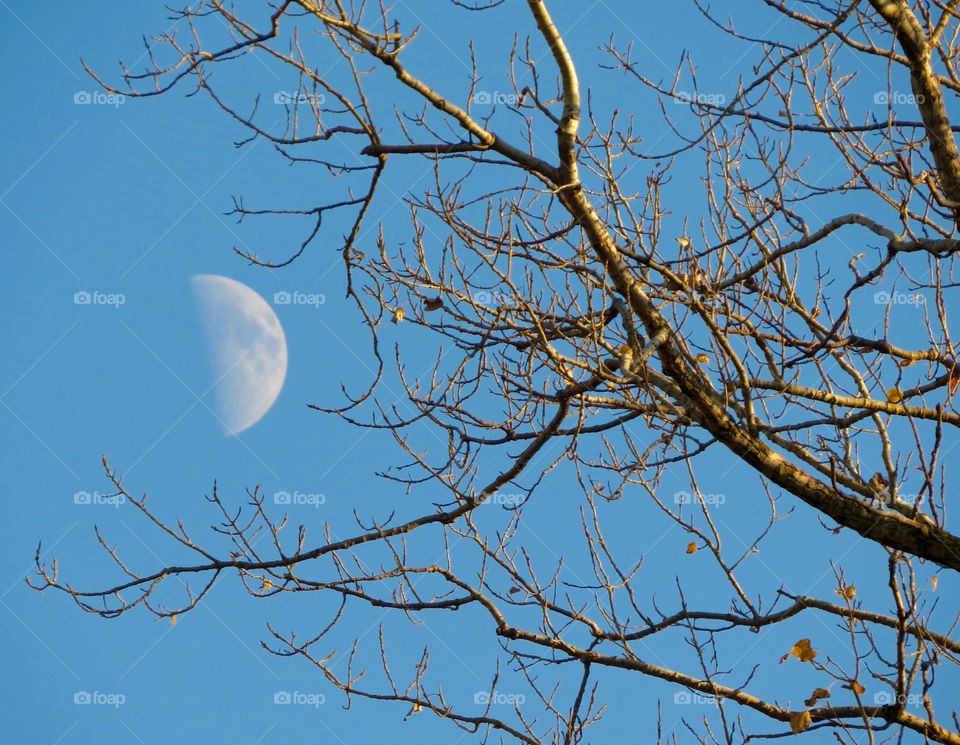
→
(803, 687, 830, 706)
(423, 296, 444, 312)
(789, 710, 812, 733)
(949, 370, 960, 395)
(842, 680, 865, 695)
(931, 576, 939, 591)
(685, 541, 698, 554)
(789, 638, 817, 663)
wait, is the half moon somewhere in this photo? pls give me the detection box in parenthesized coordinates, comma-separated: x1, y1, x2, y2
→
(190, 274, 288, 436)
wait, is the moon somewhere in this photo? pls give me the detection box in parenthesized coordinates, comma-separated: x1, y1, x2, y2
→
(190, 274, 288, 436)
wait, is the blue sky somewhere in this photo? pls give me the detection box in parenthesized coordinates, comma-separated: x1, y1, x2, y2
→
(2, 2, 956, 743)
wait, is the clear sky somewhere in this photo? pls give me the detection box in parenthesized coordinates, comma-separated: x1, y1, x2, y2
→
(2, 2, 956, 743)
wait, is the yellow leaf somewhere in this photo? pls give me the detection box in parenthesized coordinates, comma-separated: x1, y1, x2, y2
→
(391, 307, 406, 324)
(695, 354, 710, 364)
(931, 576, 939, 591)
(850, 680, 865, 695)
(412, 702, 422, 713)
(170, 614, 177, 626)
(676, 236, 692, 250)
(789, 710, 813, 734)
(261, 578, 274, 590)
(423, 296, 443, 312)
(885, 386, 903, 404)
(834, 585, 856, 600)
(686, 541, 698, 554)
(789, 638, 817, 663)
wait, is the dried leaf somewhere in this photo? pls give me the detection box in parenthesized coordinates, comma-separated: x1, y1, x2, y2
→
(931, 576, 939, 591)
(423, 297, 443, 312)
(170, 614, 177, 626)
(676, 236, 692, 250)
(842, 680, 866, 695)
(695, 354, 710, 364)
(391, 307, 406, 324)
(789, 710, 813, 733)
(885, 386, 903, 404)
(949, 371, 960, 395)
(804, 687, 830, 706)
(508, 586, 521, 595)
(898, 358, 915, 368)
(686, 541, 698, 554)
(789, 638, 817, 663)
